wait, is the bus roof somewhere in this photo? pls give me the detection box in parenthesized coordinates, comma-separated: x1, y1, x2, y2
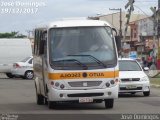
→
(35, 20, 112, 29)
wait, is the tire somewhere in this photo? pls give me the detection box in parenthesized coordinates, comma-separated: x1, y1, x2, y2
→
(35, 83, 44, 105)
(36, 94, 44, 105)
(104, 99, 114, 109)
(21, 76, 26, 79)
(48, 101, 57, 109)
(143, 91, 150, 96)
(44, 97, 48, 105)
(131, 92, 136, 95)
(6, 73, 14, 78)
(47, 91, 57, 109)
(24, 71, 34, 79)
(45, 85, 49, 105)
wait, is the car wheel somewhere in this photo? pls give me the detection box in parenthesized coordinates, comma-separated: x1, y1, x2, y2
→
(104, 99, 114, 109)
(24, 71, 34, 79)
(6, 73, 14, 78)
(143, 91, 150, 96)
(48, 101, 57, 109)
(21, 76, 26, 79)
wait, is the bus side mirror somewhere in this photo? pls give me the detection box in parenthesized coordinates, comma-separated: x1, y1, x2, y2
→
(115, 36, 121, 51)
(39, 40, 45, 55)
(112, 28, 121, 51)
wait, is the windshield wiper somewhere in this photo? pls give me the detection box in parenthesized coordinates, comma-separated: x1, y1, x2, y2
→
(53, 59, 88, 70)
(68, 54, 107, 68)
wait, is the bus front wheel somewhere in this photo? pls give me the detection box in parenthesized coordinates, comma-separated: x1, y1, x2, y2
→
(36, 94, 44, 105)
(104, 99, 114, 109)
(35, 85, 44, 105)
(48, 101, 57, 109)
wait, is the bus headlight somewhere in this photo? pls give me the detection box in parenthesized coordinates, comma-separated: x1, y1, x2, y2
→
(60, 84, 65, 89)
(115, 79, 119, 83)
(110, 80, 115, 85)
(104, 79, 119, 88)
(55, 82, 60, 87)
(50, 81, 66, 89)
(106, 82, 110, 87)
(51, 81, 54, 86)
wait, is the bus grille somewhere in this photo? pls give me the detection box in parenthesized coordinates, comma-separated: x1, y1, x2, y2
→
(67, 93, 104, 97)
(68, 81, 102, 87)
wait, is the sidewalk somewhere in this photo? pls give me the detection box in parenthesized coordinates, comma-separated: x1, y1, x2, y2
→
(150, 75, 160, 88)
(0, 73, 7, 79)
(151, 84, 160, 88)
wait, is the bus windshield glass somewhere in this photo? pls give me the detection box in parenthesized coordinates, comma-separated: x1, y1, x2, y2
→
(49, 26, 117, 70)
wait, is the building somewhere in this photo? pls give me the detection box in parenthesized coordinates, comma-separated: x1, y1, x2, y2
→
(129, 17, 160, 57)
(89, 12, 148, 42)
(88, 12, 148, 57)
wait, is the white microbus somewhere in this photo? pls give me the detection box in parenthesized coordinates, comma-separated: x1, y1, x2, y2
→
(34, 19, 120, 109)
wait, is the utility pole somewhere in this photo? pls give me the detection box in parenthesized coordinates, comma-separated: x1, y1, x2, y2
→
(121, 0, 134, 57)
(109, 8, 122, 39)
(124, 0, 135, 43)
(158, 0, 160, 70)
(150, 7, 157, 61)
(149, 6, 160, 77)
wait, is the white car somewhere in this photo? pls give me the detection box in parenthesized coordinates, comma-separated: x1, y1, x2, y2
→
(0, 38, 32, 78)
(118, 58, 150, 96)
(11, 56, 34, 79)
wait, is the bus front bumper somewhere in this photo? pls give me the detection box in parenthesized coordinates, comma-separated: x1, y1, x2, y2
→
(48, 86, 118, 102)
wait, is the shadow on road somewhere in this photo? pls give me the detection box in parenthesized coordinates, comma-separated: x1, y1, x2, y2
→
(0, 102, 105, 111)
(50, 103, 105, 110)
(118, 93, 145, 98)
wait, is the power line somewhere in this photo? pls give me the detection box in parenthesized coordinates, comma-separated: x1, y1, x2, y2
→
(135, 0, 157, 3)
(89, 0, 157, 2)
(134, 5, 149, 16)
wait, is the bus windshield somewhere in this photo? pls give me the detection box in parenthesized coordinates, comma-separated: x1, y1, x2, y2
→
(49, 26, 117, 70)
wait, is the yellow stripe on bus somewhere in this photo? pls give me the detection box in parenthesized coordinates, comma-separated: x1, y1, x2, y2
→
(48, 71, 119, 80)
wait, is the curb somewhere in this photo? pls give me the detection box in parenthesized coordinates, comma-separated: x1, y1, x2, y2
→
(151, 84, 160, 88)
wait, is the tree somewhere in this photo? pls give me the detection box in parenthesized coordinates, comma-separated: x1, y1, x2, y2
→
(0, 31, 27, 38)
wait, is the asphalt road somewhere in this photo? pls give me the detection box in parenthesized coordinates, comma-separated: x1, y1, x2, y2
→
(0, 74, 160, 120)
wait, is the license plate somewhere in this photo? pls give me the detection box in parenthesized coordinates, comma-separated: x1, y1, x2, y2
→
(126, 85, 137, 89)
(79, 97, 93, 103)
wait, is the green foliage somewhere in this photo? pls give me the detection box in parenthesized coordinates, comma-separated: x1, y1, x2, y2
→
(150, 75, 160, 85)
(0, 31, 27, 38)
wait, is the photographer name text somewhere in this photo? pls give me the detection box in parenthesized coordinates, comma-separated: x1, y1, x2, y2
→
(121, 114, 160, 120)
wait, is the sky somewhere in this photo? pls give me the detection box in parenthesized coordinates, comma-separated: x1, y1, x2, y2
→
(0, 0, 158, 35)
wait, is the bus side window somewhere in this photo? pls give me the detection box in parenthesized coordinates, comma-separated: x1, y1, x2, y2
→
(43, 32, 47, 57)
(34, 30, 42, 55)
(34, 30, 38, 55)
(38, 30, 47, 55)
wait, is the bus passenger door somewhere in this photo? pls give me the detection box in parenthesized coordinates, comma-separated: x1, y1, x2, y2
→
(42, 39, 48, 97)
(40, 31, 48, 97)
